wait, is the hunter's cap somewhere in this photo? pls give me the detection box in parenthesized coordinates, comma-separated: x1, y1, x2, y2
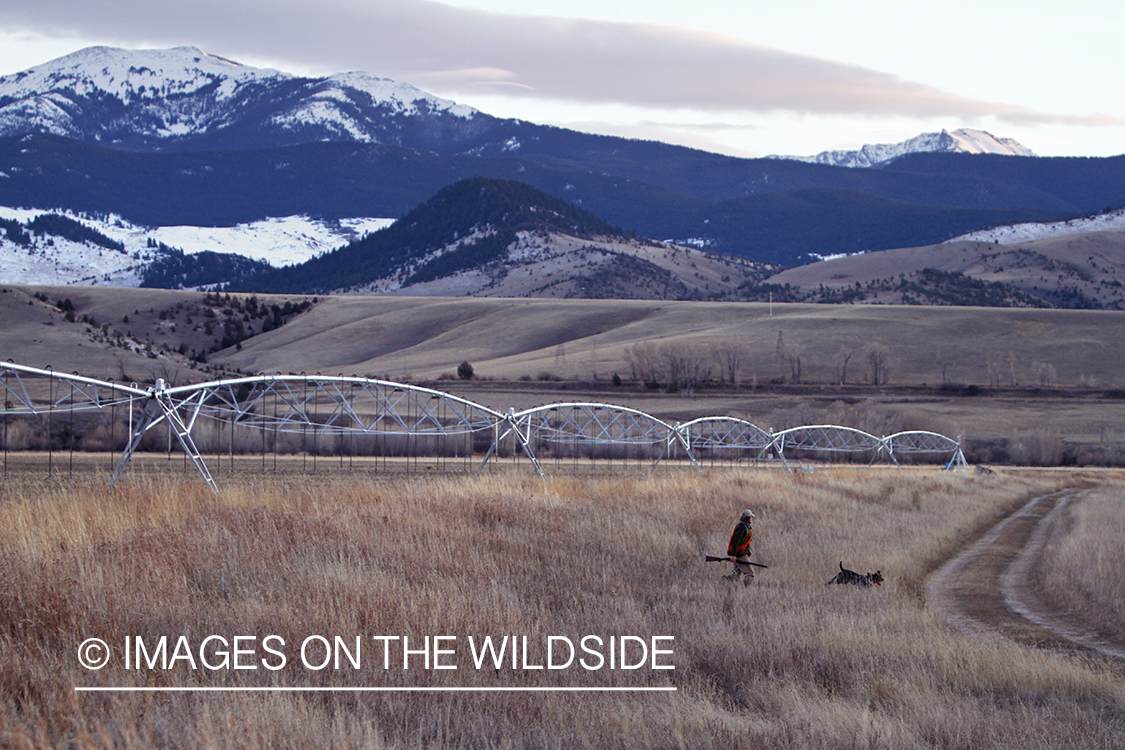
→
(741, 509, 755, 519)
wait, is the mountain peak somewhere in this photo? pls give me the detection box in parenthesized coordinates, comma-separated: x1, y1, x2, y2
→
(0, 45, 267, 99)
(773, 127, 1037, 168)
(929, 128, 1036, 157)
(0, 45, 480, 151)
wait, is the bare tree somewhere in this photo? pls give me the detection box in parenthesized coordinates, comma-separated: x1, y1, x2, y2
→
(147, 362, 182, 387)
(660, 341, 709, 394)
(715, 341, 747, 386)
(624, 342, 661, 384)
(1034, 360, 1057, 386)
(862, 341, 892, 385)
(935, 348, 957, 385)
(787, 344, 802, 384)
(774, 331, 786, 382)
(834, 339, 861, 385)
(982, 349, 1014, 387)
(774, 330, 802, 383)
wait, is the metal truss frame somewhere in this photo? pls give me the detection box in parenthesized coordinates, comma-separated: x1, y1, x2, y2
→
(884, 430, 969, 469)
(1, 362, 146, 413)
(159, 375, 501, 436)
(1, 362, 970, 488)
(770, 425, 968, 469)
(143, 375, 503, 490)
(679, 417, 774, 454)
(500, 402, 696, 476)
(771, 425, 885, 469)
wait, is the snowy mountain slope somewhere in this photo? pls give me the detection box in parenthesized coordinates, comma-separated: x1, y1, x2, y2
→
(136, 216, 393, 267)
(0, 229, 140, 286)
(0, 46, 484, 151)
(0, 207, 392, 286)
(946, 206, 1125, 244)
(0, 46, 273, 105)
(774, 128, 1036, 168)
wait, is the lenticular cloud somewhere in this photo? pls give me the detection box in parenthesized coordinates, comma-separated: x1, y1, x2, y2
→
(1, 0, 1112, 124)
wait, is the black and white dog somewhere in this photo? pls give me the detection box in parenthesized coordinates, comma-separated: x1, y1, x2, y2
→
(827, 561, 884, 587)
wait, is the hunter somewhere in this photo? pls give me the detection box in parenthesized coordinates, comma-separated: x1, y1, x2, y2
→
(724, 508, 755, 585)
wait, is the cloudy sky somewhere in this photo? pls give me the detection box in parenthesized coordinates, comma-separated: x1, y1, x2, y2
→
(0, 0, 1121, 158)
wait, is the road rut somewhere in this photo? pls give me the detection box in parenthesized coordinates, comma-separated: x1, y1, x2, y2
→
(926, 488, 1125, 659)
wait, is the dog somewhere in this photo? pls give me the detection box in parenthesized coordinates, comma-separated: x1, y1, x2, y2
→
(827, 561, 883, 587)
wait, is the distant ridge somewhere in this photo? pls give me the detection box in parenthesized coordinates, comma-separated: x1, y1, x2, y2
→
(774, 128, 1036, 168)
(3, 46, 1123, 269)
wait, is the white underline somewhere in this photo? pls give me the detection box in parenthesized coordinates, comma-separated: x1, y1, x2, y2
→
(76, 686, 677, 693)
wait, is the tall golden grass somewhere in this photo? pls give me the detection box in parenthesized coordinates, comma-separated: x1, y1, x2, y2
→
(1034, 487, 1125, 643)
(2, 467, 1124, 748)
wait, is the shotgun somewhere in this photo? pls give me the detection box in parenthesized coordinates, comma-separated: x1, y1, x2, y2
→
(705, 555, 769, 569)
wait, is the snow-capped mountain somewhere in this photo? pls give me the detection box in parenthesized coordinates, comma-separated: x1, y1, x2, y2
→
(776, 128, 1036, 168)
(0, 46, 486, 151)
(2, 45, 1120, 273)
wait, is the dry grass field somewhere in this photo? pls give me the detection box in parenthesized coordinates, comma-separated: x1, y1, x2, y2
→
(1034, 487, 1125, 645)
(5, 283, 1125, 466)
(6, 284, 1125, 390)
(2, 466, 1124, 749)
(218, 296, 1125, 391)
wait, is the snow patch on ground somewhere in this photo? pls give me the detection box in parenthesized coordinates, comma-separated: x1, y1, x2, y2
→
(144, 216, 394, 266)
(0, 207, 394, 286)
(946, 208, 1125, 245)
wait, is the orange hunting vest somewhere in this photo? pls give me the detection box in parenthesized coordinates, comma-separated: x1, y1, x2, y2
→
(729, 521, 752, 555)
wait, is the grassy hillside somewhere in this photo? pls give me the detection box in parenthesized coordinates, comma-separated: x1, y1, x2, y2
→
(4, 285, 1125, 464)
(214, 296, 1125, 389)
(766, 231, 1125, 309)
(6, 284, 1125, 392)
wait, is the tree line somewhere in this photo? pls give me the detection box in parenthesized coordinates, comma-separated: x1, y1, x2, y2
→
(620, 335, 896, 393)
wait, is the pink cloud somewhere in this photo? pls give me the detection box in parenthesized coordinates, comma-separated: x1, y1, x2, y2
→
(1, 0, 1118, 125)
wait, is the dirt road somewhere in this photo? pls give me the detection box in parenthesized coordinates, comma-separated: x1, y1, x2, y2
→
(926, 488, 1125, 659)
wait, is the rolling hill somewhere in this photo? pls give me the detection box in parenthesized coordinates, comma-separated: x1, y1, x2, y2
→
(5, 282, 1124, 390)
(224, 178, 773, 298)
(762, 230, 1125, 309)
